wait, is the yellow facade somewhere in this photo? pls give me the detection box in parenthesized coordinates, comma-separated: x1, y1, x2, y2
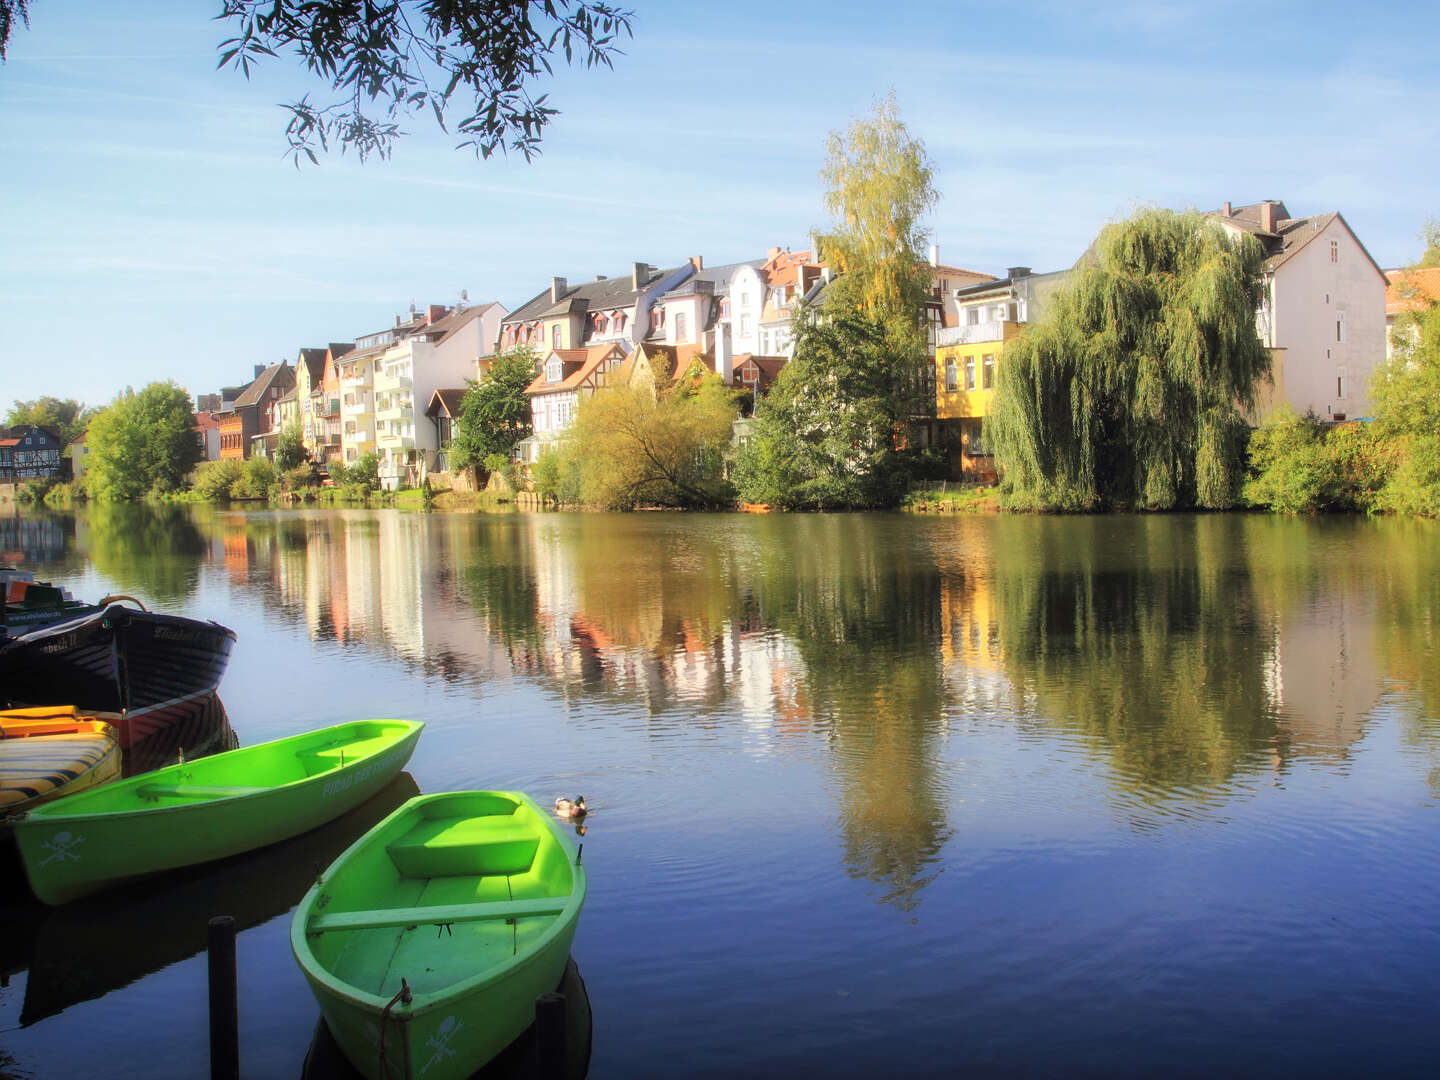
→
(934, 322, 1019, 420)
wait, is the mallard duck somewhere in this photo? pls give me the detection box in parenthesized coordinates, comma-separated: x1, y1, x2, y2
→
(555, 795, 587, 819)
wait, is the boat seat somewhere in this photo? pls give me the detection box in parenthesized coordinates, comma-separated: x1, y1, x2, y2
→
(136, 783, 270, 801)
(387, 823, 541, 878)
(308, 896, 568, 934)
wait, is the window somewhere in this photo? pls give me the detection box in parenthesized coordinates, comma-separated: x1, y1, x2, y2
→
(1337, 311, 1346, 343)
(720, 298, 730, 319)
(614, 311, 626, 333)
(740, 314, 753, 337)
(964, 357, 976, 390)
(982, 354, 995, 389)
(964, 306, 980, 326)
(740, 290, 752, 310)
(675, 312, 688, 342)
(546, 357, 562, 383)
(992, 304, 1008, 322)
(551, 324, 561, 349)
(1337, 374, 1347, 398)
(945, 358, 958, 391)
(1330, 240, 1339, 264)
(650, 307, 664, 331)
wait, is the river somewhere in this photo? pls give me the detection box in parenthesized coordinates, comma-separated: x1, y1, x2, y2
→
(2, 504, 1439, 1077)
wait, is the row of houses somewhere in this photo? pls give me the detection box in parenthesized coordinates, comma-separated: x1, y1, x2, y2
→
(198, 199, 1401, 488)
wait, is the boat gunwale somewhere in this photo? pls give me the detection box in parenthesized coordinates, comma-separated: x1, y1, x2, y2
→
(0, 603, 238, 647)
(15, 719, 424, 826)
(291, 789, 587, 1017)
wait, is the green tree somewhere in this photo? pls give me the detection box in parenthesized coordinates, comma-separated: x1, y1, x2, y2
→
(1370, 255, 1440, 516)
(733, 307, 915, 510)
(1417, 218, 1440, 269)
(215, 0, 633, 164)
(274, 420, 307, 471)
(5, 397, 89, 443)
(987, 208, 1271, 511)
(817, 90, 939, 422)
(568, 377, 737, 508)
(85, 382, 201, 500)
(451, 348, 537, 472)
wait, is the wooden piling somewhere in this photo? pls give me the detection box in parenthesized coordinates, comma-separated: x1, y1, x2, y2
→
(534, 991, 566, 1077)
(208, 915, 238, 1080)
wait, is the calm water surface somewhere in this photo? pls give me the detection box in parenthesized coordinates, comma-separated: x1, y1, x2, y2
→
(2, 505, 1439, 1077)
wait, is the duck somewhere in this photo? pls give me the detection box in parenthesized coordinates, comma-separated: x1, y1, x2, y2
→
(555, 795, 587, 819)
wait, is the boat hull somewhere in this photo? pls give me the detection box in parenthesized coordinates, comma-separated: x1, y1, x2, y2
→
(0, 604, 237, 748)
(293, 792, 587, 1080)
(12, 719, 423, 905)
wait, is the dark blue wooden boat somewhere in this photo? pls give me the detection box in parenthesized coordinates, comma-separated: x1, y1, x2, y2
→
(0, 598, 237, 750)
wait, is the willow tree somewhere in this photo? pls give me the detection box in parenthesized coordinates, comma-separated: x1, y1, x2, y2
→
(818, 91, 938, 372)
(987, 208, 1270, 510)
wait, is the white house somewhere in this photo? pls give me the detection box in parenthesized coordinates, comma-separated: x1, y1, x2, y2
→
(1211, 200, 1388, 421)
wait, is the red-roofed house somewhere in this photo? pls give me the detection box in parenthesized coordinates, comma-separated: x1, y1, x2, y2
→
(1384, 265, 1440, 363)
(515, 344, 627, 464)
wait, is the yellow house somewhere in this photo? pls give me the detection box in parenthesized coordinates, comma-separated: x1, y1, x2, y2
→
(935, 267, 1069, 478)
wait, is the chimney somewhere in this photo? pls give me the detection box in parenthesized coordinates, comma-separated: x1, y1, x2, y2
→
(1007, 266, 1032, 280)
(550, 277, 568, 304)
(929, 244, 939, 268)
(427, 303, 447, 324)
(254, 364, 265, 378)
(1258, 201, 1279, 233)
(395, 314, 402, 327)
(767, 246, 782, 261)
(690, 255, 703, 271)
(631, 262, 646, 290)
(1222, 201, 1232, 217)
(595, 274, 608, 282)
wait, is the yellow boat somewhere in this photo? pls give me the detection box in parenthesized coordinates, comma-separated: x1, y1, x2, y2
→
(1, 707, 122, 818)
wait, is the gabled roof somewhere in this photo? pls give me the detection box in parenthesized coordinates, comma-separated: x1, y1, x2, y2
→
(295, 347, 328, 383)
(424, 302, 504, 349)
(525, 345, 625, 395)
(194, 412, 219, 432)
(731, 353, 788, 392)
(1385, 266, 1440, 316)
(660, 259, 764, 299)
(426, 388, 468, 418)
(233, 361, 294, 409)
(1210, 202, 1387, 281)
(503, 264, 690, 325)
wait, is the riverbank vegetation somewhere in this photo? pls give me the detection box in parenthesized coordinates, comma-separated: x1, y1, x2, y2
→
(987, 208, 1270, 512)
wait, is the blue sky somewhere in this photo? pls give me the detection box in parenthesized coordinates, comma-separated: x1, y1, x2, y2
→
(1, 1, 1436, 409)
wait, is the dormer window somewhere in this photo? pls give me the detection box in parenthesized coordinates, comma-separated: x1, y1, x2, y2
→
(614, 311, 626, 333)
(546, 357, 562, 383)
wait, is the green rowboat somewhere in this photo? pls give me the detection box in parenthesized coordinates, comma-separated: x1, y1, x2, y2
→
(292, 791, 587, 1080)
(13, 719, 424, 905)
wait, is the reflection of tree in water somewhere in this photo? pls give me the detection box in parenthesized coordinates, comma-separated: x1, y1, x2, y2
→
(991, 514, 1279, 797)
(761, 517, 951, 909)
(451, 517, 546, 661)
(82, 502, 207, 604)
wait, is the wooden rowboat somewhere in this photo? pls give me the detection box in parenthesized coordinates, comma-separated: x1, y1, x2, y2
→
(12, 719, 424, 905)
(1, 707, 121, 818)
(292, 791, 587, 1080)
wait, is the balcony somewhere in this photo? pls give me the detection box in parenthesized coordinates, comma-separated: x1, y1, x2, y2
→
(936, 320, 1015, 348)
(377, 430, 415, 449)
(374, 398, 413, 423)
(373, 371, 412, 395)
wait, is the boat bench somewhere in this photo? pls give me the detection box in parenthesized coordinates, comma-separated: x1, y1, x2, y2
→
(387, 825, 541, 878)
(136, 783, 270, 801)
(308, 896, 568, 934)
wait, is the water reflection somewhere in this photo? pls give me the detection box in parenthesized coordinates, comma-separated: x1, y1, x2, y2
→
(52, 505, 1440, 895)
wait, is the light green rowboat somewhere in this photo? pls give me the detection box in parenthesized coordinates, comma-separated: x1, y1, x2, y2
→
(292, 791, 587, 1080)
(13, 719, 424, 906)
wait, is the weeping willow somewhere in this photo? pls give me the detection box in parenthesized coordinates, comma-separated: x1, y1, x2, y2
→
(987, 209, 1271, 510)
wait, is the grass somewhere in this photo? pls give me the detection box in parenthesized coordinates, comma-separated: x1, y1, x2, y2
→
(901, 483, 1000, 513)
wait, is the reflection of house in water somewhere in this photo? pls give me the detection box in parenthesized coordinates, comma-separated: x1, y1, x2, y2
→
(1262, 591, 1379, 760)
(0, 512, 72, 566)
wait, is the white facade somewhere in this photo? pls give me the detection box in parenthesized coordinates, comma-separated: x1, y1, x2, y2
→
(1252, 218, 1387, 420)
(376, 304, 506, 490)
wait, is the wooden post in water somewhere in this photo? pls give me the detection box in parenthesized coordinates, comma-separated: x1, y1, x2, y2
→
(534, 991, 566, 1077)
(208, 915, 239, 1080)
